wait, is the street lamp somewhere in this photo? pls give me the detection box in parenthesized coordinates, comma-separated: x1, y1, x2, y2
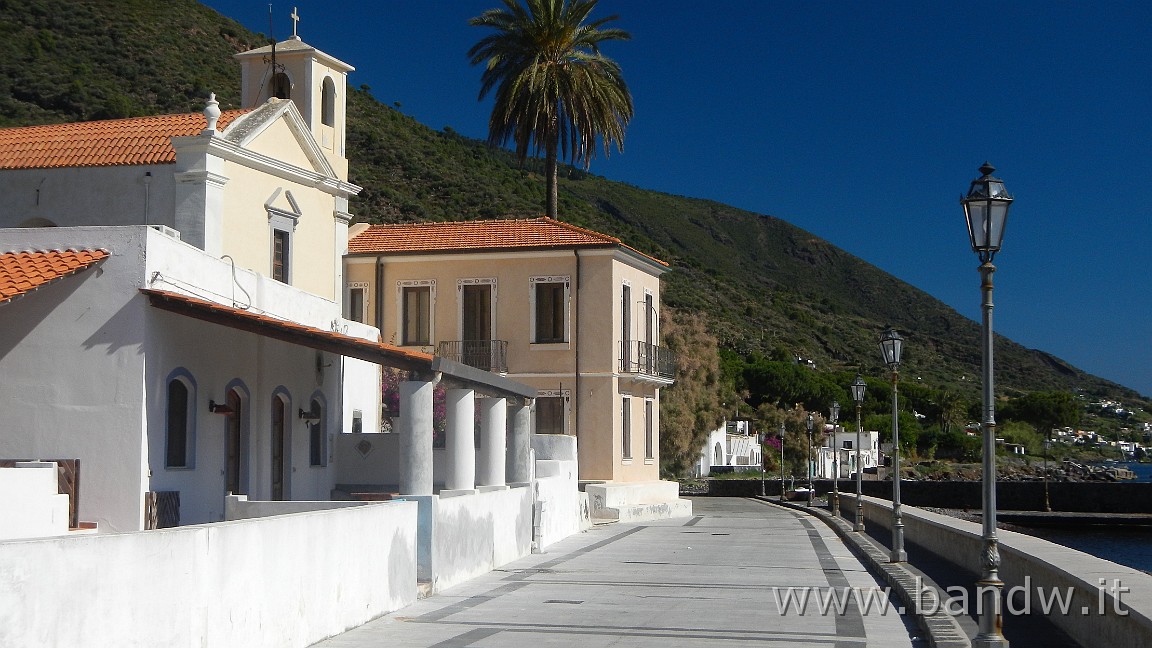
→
(779, 422, 786, 502)
(806, 413, 814, 507)
(962, 161, 1013, 648)
(830, 401, 841, 516)
(757, 420, 766, 497)
(879, 328, 906, 562)
(851, 375, 867, 532)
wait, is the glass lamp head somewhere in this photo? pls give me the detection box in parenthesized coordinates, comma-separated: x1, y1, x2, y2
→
(879, 328, 904, 369)
(961, 162, 1012, 262)
(851, 375, 866, 403)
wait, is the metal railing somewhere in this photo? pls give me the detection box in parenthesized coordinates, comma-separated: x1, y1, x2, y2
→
(619, 340, 676, 380)
(437, 340, 508, 373)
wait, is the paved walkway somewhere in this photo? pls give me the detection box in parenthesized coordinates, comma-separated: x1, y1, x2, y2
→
(312, 497, 920, 647)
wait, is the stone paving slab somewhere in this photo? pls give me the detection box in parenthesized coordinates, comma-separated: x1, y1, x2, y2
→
(311, 497, 920, 647)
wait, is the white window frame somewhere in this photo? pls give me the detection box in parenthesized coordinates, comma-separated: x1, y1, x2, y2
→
(529, 275, 571, 349)
(644, 397, 655, 463)
(396, 279, 436, 347)
(457, 277, 497, 341)
(644, 288, 656, 346)
(347, 281, 369, 323)
(534, 389, 571, 435)
(267, 191, 300, 285)
(621, 394, 633, 463)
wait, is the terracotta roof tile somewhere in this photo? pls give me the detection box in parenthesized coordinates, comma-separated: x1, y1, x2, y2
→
(0, 111, 246, 170)
(349, 217, 667, 266)
(0, 249, 109, 305)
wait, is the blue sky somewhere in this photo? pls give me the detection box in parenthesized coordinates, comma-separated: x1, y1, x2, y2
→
(202, 1, 1152, 398)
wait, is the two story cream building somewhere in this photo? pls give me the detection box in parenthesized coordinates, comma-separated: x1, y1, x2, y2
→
(344, 218, 677, 486)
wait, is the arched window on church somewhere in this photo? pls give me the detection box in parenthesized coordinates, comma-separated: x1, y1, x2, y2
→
(271, 72, 291, 100)
(321, 77, 335, 127)
(165, 377, 194, 468)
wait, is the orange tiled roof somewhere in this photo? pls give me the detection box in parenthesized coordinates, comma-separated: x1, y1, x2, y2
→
(0, 110, 246, 170)
(0, 249, 109, 305)
(349, 217, 667, 265)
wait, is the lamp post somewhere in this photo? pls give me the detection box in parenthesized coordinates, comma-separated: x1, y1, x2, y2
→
(851, 375, 867, 532)
(759, 420, 766, 497)
(830, 401, 841, 516)
(879, 328, 906, 562)
(962, 162, 1013, 648)
(779, 422, 786, 502)
(806, 413, 814, 507)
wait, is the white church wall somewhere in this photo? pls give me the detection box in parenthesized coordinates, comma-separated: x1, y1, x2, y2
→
(0, 500, 418, 648)
(0, 226, 381, 529)
(0, 164, 179, 230)
(0, 226, 151, 533)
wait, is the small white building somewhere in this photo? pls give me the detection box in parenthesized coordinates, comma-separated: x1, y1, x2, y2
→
(816, 426, 879, 479)
(695, 419, 762, 477)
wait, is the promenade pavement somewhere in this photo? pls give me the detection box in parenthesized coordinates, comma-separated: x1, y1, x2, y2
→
(312, 497, 921, 647)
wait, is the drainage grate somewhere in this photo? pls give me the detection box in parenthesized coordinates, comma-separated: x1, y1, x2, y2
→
(544, 600, 584, 605)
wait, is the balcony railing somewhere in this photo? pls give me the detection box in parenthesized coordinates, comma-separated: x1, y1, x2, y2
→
(619, 340, 676, 381)
(437, 340, 508, 373)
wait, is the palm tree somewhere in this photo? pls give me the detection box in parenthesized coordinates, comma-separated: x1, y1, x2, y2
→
(468, 0, 633, 219)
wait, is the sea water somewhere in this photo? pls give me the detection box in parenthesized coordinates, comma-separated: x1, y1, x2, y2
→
(1018, 462, 1152, 573)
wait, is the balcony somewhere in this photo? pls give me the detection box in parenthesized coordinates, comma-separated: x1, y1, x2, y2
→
(437, 340, 508, 374)
(619, 340, 676, 384)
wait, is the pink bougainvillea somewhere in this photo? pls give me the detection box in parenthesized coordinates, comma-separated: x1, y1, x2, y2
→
(381, 366, 447, 447)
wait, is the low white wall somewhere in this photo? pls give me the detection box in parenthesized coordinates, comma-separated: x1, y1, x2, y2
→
(224, 494, 370, 520)
(532, 433, 578, 463)
(531, 433, 589, 549)
(536, 470, 588, 550)
(431, 486, 533, 592)
(850, 494, 1152, 648)
(0, 501, 419, 648)
(587, 480, 680, 509)
(0, 462, 70, 540)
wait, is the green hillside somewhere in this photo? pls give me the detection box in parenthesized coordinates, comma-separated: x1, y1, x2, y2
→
(0, 0, 1144, 408)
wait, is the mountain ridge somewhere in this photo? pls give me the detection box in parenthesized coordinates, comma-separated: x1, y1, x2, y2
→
(0, 0, 1143, 405)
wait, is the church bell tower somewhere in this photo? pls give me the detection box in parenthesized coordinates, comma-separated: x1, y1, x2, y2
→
(234, 9, 354, 179)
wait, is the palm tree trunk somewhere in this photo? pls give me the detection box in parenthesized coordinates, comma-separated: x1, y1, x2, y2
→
(545, 138, 559, 219)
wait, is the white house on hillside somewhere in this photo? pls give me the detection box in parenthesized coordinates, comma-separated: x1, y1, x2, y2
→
(816, 426, 879, 479)
(695, 419, 762, 476)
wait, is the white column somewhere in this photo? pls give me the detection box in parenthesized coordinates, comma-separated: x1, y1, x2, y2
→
(507, 401, 532, 484)
(398, 378, 435, 496)
(477, 397, 507, 487)
(445, 388, 476, 491)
